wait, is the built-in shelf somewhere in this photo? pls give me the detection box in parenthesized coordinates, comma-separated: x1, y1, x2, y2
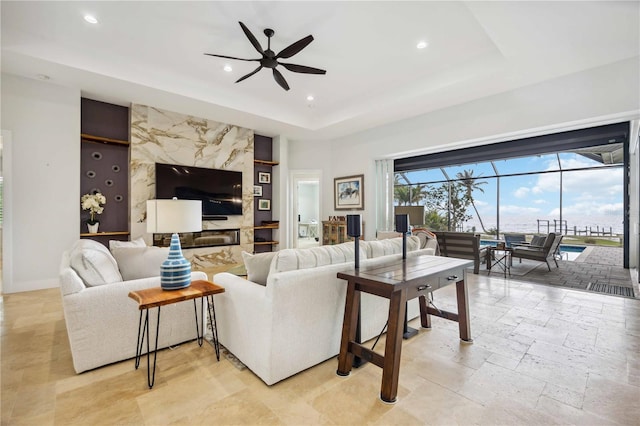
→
(81, 133, 130, 146)
(254, 241, 279, 246)
(253, 224, 279, 230)
(80, 231, 130, 237)
(254, 159, 279, 166)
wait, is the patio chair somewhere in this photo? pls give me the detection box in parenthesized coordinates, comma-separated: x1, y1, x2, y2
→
(434, 231, 486, 274)
(511, 233, 563, 271)
(503, 233, 526, 248)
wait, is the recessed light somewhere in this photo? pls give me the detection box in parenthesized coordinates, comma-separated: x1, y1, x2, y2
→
(36, 74, 50, 81)
(223, 64, 233, 72)
(306, 95, 314, 102)
(84, 14, 98, 24)
(416, 41, 428, 49)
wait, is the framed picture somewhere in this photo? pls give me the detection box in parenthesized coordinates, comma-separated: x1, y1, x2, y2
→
(253, 185, 263, 197)
(258, 172, 271, 184)
(334, 174, 364, 210)
(258, 199, 271, 211)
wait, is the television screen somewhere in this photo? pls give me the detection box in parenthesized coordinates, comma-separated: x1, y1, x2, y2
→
(155, 163, 243, 217)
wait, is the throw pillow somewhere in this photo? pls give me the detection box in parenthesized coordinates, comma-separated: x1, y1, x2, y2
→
(109, 237, 146, 250)
(111, 246, 169, 281)
(69, 239, 123, 286)
(241, 251, 277, 285)
(531, 235, 546, 246)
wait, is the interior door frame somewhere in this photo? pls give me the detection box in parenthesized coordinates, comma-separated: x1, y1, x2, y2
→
(290, 170, 322, 248)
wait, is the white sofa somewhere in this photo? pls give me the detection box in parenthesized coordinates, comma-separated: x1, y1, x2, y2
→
(213, 236, 436, 385)
(59, 239, 207, 373)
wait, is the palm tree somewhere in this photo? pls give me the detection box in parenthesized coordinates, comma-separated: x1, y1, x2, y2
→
(456, 170, 488, 233)
(394, 174, 428, 205)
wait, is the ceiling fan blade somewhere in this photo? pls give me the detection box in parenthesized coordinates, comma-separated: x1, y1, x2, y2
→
(239, 21, 265, 55)
(272, 68, 290, 91)
(275, 35, 314, 59)
(235, 66, 263, 83)
(279, 62, 326, 75)
(204, 53, 259, 62)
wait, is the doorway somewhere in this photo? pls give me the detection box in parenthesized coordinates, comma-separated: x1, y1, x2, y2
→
(291, 171, 321, 249)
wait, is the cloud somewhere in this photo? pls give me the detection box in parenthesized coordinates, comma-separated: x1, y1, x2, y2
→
(499, 205, 541, 215)
(514, 187, 530, 198)
(532, 199, 547, 204)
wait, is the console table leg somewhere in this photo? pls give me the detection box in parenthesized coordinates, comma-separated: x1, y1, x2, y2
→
(380, 290, 406, 404)
(337, 281, 359, 377)
(455, 279, 473, 343)
(418, 295, 432, 329)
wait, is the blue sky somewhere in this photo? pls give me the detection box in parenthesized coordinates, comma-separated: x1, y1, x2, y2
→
(399, 153, 624, 233)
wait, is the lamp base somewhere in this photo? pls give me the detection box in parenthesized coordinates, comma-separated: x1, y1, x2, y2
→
(160, 233, 192, 291)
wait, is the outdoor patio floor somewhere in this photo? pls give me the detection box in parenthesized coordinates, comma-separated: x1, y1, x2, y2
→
(486, 246, 638, 299)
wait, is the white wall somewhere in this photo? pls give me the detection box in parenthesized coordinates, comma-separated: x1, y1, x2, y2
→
(289, 57, 640, 241)
(1, 74, 80, 293)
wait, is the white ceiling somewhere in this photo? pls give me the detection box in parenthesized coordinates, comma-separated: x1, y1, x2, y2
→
(2, 1, 638, 141)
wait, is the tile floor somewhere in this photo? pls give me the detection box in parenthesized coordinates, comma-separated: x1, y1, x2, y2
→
(2, 273, 639, 425)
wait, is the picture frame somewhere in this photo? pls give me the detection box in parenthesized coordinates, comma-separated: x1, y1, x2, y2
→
(253, 185, 263, 197)
(334, 174, 364, 210)
(258, 199, 271, 211)
(258, 172, 271, 184)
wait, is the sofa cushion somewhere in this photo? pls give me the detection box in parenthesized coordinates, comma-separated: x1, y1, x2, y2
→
(69, 239, 123, 286)
(111, 246, 169, 281)
(270, 242, 366, 275)
(241, 251, 277, 286)
(363, 236, 420, 258)
(109, 237, 146, 250)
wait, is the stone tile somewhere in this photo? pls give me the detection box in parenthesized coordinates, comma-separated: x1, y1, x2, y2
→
(458, 362, 546, 408)
(583, 374, 640, 425)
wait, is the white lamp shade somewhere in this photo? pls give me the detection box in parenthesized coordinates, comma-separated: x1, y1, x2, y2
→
(146, 199, 202, 233)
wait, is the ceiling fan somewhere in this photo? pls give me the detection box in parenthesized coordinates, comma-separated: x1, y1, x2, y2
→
(205, 21, 326, 91)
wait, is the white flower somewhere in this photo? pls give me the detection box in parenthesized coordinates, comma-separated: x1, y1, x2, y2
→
(81, 192, 106, 223)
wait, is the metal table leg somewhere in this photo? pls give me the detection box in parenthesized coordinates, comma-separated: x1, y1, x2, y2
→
(134, 307, 161, 389)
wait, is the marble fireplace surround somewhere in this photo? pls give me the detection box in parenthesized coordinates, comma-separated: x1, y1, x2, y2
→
(130, 104, 254, 269)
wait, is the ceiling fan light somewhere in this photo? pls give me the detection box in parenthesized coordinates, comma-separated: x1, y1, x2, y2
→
(223, 64, 233, 72)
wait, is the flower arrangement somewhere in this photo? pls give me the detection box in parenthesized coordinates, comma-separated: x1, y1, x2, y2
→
(81, 192, 106, 225)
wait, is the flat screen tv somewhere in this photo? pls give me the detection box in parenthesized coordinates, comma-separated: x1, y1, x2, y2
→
(155, 163, 243, 218)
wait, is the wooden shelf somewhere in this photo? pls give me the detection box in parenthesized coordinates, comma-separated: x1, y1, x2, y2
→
(81, 133, 130, 146)
(254, 224, 279, 230)
(254, 241, 279, 246)
(80, 231, 130, 237)
(254, 159, 279, 166)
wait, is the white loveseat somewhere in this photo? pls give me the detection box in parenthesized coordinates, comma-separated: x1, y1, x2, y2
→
(59, 239, 207, 373)
(213, 236, 436, 385)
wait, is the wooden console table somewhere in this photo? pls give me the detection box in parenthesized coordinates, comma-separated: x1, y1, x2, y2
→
(128, 280, 225, 388)
(336, 255, 474, 403)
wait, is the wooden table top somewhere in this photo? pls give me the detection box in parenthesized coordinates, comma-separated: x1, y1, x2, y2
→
(128, 280, 225, 310)
(337, 255, 473, 286)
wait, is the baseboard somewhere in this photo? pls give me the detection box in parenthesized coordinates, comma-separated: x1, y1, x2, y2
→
(3, 278, 59, 294)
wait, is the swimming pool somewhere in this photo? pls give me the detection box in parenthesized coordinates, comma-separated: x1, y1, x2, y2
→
(480, 240, 586, 260)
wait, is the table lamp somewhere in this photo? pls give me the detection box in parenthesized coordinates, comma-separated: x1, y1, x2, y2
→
(147, 198, 202, 290)
(346, 214, 362, 269)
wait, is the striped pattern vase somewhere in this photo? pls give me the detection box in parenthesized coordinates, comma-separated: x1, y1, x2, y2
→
(160, 233, 192, 290)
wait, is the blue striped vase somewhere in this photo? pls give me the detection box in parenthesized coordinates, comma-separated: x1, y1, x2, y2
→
(160, 233, 192, 290)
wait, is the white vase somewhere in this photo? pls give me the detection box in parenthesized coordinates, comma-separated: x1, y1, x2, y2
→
(87, 223, 99, 233)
